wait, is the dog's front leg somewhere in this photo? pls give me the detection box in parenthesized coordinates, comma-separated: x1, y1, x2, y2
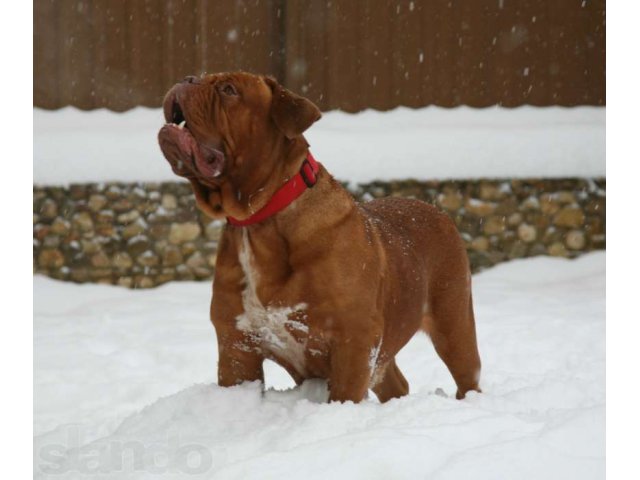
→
(216, 336, 264, 387)
(212, 289, 265, 387)
(328, 340, 377, 403)
(211, 231, 265, 388)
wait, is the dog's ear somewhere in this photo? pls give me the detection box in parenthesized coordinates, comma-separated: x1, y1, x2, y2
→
(264, 76, 321, 139)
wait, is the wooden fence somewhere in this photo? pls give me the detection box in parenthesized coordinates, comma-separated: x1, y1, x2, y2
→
(34, 0, 605, 112)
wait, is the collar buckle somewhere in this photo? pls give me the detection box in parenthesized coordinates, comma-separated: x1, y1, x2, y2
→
(299, 158, 317, 188)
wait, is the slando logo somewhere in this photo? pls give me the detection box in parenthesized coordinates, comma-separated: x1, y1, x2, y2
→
(37, 425, 213, 475)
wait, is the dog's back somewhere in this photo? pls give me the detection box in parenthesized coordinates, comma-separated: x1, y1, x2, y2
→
(359, 196, 470, 285)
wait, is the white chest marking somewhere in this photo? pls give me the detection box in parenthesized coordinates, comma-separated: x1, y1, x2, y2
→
(235, 230, 308, 374)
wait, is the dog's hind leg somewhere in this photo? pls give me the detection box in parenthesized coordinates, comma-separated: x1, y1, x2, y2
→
(423, 289, 482, 400)
(371, 358, 409, 403)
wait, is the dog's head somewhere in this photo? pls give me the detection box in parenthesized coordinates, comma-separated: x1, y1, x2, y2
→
(158, 72, 321, 220)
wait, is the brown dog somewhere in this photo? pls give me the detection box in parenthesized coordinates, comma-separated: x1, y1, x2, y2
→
(158, 72, 481, 402)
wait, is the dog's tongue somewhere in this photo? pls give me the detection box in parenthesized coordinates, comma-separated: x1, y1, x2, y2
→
(159, 123, 225, 179)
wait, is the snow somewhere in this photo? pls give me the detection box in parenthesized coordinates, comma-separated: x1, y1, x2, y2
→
(33, 106, 605, 185)
(34, 252, 605, 479)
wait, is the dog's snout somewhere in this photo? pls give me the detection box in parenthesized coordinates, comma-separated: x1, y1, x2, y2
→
(182, 75, 200, 85)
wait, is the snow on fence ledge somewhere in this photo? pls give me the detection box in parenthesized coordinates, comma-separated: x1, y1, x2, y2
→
(33, 178, 605, 288)
(33, 106, 605, 185)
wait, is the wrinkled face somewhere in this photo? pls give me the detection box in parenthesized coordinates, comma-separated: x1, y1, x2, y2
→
(158, 72, 321, 219)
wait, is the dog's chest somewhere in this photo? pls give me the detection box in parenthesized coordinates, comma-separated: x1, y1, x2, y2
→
(234, 230, 309, 374)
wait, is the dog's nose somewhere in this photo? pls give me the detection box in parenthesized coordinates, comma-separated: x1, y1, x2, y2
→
(182, 75, 200, 84)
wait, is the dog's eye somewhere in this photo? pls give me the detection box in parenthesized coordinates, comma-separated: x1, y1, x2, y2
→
(220, 83, 238, 96)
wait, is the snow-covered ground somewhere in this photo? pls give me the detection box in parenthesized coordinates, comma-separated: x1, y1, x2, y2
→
(34, 252, 605, 479)
(33, 106, 605, 185)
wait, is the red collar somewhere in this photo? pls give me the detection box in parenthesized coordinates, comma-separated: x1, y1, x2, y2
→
(226, 152, 320, 227)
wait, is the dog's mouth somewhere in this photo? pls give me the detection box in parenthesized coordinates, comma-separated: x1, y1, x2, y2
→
(158, 94, 226, 181)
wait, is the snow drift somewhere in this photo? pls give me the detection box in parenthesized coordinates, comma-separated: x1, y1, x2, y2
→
(34, 252, 605, 479)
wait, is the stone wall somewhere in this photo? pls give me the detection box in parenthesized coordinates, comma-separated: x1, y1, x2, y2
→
(33, 178, 605, 288)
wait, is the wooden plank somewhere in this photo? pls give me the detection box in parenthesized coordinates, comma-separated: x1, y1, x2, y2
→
(88, 1, 108, 110)
(568, 0, 593, 105)
(288, 0, 327, 107)
(129, 0, 166, 107)
(431, 0, 458, 106)
(361, 0, 393, 110)
(493, 0, 525, 106)
(197, 0, 208, 75)
(56, 0, 96, 110)
(509, 0, 540, 106)
(162, 0, 198, 86)
(521, 0, 551, 106)
(202, 0, 236, 74)
(324, 1, 339, 110)
(456, 0, 495, 107)
(583, 0, 606, 105)
(268, 0, 287, 83)
(232, 0, 274, 75)
(547, 0, 591, 105)
(91, 1, 131, 111)
(71, 0, 95, 109)
(160, 0, 175, 88)
(390, 0, 423, 107)
(324, 1, 362, 112)
(418, 0, 436, 106)
(481, 0, 501, 106)
(283, 0, 301, 91)
(34, 0, 60, 109)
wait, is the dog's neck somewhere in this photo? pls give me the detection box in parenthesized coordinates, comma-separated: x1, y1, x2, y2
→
(226, 150, 320, 227)
(226, 151, 357, 259)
